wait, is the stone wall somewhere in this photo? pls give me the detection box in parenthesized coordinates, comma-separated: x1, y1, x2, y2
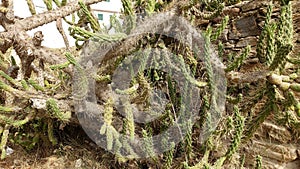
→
(209, 1, 300, 168)
(218, 0, 300, 58)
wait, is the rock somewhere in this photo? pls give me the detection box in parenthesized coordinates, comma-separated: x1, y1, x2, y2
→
(228, 31, 240, 40)
(258, 121, 292, 143)
(259, 158, 299, 169)
(244, 139, 300, 169)
(219, 28, 229, 41)
(212, 16, 223, 23)
(241, 0, 269, 12)
(292, 1, 300, 13)
(250, 140, 298, 162)
(42, 156, 66, 169)
(245, 58, 259, 64)
(227, 70, 268, 84)
(5, 146, 13, 156)
(223, 7, 240, 16)
(234, 15, 261, 38)
(258, 21, 265, 29)
(285, 159, 300, 169)
(224, 42, 235, 49)
(75, 159, 83, 168)
(30, 98, 47, 110)
(236, 36, 257, 47)
(293, 14, 300, 32)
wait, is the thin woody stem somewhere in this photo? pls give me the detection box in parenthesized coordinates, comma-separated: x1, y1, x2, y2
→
(14, 0, 103, 31)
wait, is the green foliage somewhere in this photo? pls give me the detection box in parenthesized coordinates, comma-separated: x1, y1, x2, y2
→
(211, 15, 229, 41)
(145, 0, 156, 15)
(256, 0, 293, 70)
(244, 83, 277, 141)
(47, 119, 57, 145)
(0, 125, 9, 159)
(43, 0, 53, 10)
(142, 129, 156, 160)
(46, 98, 71, 122)
(203, 30, 215, 91)
(163, 142, 175, 169)
(0, 69, 19, 87)
(226, 45, 251, 72)
(225, 0, 241, 5)
(61, 0, 67, 6)
(121, 0, 136, 34)
(218, 41, 224, 59)
(270, 1, 293, 70)
(65, 52, 81, 70)
(11, 119, 54, 151)
(0, 0, 298, 168)
(257, 2, 273, 63)
(184, 120, 193, 159)
(78, 0, 100, 31)
(69, 26, 126, 43)
(109, 14, 123, 33)
(202, 0, 225, 17)
(28, 79, 45, 91)
(49, 61, 70, 70)
(21, 80, 29, 91)
(103, 98, 113, 125)
(14, 132, 40, 151)
(100, 98, 123, 152)
(227, 93, 242, 104)
(124, 101, 135, 140)
(225, 106, 245, 159)
(0, 80, 15, 92)
(0, 105, 14, 112)
(265, 23, 277, 66)
(255, 155, 262, 169)
(26, 0, 37, 15)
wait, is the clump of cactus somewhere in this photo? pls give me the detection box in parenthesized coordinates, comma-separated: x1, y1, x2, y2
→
(0, 0, 299, 168)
